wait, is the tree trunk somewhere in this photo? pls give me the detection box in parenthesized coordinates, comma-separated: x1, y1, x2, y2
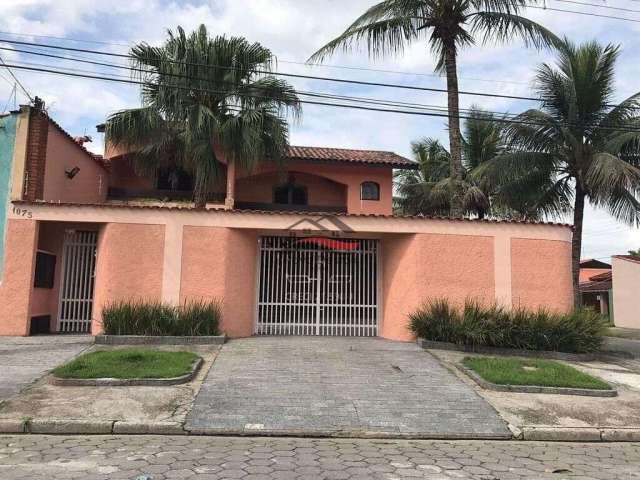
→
(193, 165, 209, 208)
(442, 39, 464, 217)
(571, 186, 586, 309)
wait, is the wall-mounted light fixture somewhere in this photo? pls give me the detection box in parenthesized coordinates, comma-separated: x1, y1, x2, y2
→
(65, 166, 80, 179)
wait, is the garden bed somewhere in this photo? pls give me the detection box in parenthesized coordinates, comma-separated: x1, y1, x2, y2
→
(95, 335, 226, 345)
(50, 348, 203, 386)
(418, 339, 598, 361)
(458, 356, 616, 397)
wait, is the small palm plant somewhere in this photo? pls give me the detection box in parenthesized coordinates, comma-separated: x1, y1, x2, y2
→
(479, 39, 640, 305)
(309, 0, 559, 215)
(106, 25, 301, 207)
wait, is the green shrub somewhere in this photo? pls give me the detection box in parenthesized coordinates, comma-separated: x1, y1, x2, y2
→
(101, 299, 222, 336)
(409, 298, 606, 353)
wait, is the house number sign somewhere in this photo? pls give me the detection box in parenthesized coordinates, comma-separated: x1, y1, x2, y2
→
(12, 206, 33, 219)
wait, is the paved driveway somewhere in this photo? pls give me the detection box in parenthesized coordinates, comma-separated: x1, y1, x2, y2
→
(0, 336, 91, 401)
(188, 337, 510, 438)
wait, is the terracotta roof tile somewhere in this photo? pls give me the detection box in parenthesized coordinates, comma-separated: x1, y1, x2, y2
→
(12, 200, 572, 228)
(287, 146, 416, 168)
(613, 255, 640, 264)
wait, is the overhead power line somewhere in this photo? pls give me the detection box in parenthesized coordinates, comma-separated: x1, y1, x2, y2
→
(6, 61, 640, 135)
(549, 0, 640, 13)
(0, 46, 525, 118)
(527, 4, 640, 22)
(0, 29, 533, 86)
(0, 38, 543, 103)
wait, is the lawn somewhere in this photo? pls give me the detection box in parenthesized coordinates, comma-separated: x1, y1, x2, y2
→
(53, 349, 200, 379)
(462, 356, 611, 390)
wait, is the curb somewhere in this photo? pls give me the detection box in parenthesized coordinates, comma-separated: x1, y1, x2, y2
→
(455, 364, 617, 397)
(95, 335, 226, 345)
(48, 358, 203, 387)
(520, 426, 640, 442)
(1, 419, 640, 441)
(418, 339, 598, 362)
(0, 419, 186, 435)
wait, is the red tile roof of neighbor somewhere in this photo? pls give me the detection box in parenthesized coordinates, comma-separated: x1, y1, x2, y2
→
(580, 271, 612, 292)
(286, 146, 416, 168)
(614, 255, 640, 264)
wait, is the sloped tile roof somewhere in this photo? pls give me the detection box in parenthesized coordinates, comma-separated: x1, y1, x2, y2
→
(12, 200, 572, 228)
(287, 146, 416, 169)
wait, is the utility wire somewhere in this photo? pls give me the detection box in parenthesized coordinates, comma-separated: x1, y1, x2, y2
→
(2, 83, 16, 113)
(6, 61, 640, 134)
(0, 54, 33, 102)
(549, 0, 640, 13)
(0, 38, 544, 103)
(528, 4, 640, 22)
(5, 45, 637, 131)
(0, 29, 534, 86)
(0, 46, 525, 118)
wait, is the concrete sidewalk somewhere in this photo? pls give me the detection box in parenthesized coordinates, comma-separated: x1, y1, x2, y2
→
(0, 335, 91, 402)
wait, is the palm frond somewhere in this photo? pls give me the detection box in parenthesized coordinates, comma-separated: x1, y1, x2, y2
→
(470, 11, 560, 49)
(308, 0, 426, 62)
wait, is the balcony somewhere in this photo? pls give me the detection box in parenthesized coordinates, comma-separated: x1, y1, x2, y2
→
(107, 187, 225, 203)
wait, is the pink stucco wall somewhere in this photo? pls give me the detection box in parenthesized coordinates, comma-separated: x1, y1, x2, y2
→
(91, 223, 165, 333)
(511, 238, 573, 312)
(180, 226, 257, 337)
(0, 219, 38, 335)
(381, 233, 495, 341)
(42, 126, 107, 203)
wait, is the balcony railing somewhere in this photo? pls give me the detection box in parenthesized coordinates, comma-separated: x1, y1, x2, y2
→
(107, 187, 225, 203)
(234, 201, 347, 213)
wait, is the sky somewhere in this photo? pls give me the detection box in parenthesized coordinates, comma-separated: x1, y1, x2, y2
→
(0, 0, 638, 262)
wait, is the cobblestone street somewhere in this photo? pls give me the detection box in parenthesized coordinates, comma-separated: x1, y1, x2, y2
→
(1, 435, 639, 479)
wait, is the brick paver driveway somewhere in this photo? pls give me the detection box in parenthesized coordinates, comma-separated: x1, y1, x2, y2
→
(0, 336, 91, 401)
(188, 337, 510, 438)
(2, 435, 639, 479)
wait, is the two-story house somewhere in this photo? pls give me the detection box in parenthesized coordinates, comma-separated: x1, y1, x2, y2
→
(0, 104, 574, 339)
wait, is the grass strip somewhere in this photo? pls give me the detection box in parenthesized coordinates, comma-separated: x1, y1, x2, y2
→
(462, 356, 611, 390)
(53, 348, 200, 379)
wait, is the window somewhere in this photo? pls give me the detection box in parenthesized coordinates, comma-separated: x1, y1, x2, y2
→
(360, 181, 380, 201)
(34, 251, 56, 289)
(274, 182, 308, 205)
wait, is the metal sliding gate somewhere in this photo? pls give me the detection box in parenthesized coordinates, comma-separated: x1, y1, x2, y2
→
(57, 231, 98, 333)
(256, 236, 379, 336)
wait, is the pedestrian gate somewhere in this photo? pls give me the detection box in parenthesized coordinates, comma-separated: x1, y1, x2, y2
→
(256, 236, 379, 336)
(57, 230, 98, 333)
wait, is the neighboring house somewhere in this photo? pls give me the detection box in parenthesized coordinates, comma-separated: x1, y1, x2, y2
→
(611, 255, 640, 329)
(0, 104, 574, 339)
(579, 259, 612, 317)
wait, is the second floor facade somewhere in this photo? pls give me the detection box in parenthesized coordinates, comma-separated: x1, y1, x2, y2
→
(3, 105, 417, 217)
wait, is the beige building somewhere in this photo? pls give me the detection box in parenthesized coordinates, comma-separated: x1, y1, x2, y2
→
(612, 255, 640, 329)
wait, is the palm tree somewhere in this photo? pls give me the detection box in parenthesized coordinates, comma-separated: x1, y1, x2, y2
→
(479, 39, 640, 306)
(106, 25, 301, 207)
(309, 0, 558, 215)
(395, 107, 506, 218)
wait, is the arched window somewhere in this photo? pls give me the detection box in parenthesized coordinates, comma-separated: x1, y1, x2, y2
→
(274, 181, 308, 205)
(360, 181, 380, 201)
